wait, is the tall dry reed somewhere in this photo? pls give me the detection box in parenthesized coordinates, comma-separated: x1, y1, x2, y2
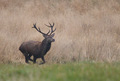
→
(0, 0, 120, 63)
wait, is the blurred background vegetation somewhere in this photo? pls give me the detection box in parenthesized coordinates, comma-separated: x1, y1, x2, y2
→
(0, 0, 120, 63)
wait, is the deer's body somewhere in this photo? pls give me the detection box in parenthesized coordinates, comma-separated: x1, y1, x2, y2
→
(19, 40, 51, 57)
(19, 23, 56, 64)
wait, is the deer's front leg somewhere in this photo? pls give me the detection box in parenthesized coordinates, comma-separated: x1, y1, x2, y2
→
(33, 56, 37, 63)
(40, 56, 45, 64)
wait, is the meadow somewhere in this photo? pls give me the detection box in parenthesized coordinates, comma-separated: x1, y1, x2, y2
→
(0, 0, 120, 80)
(0, 62, 120, 81)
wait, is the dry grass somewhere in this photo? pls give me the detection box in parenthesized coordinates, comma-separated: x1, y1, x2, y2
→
(0, 0, 120, 63)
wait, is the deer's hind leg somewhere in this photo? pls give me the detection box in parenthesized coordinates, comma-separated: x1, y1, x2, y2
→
(33, 56, 37, 63)
(25, 55, 29, 63)
(22, 52, 29, 63)
(23, 53, 29, 63)
(19, 48, 29, 63)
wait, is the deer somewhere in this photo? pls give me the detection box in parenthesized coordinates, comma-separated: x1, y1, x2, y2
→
(19, 23, 56, 64)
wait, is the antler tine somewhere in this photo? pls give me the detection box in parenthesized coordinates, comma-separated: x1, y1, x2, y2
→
(51, 26, 56, 35)
(45, 24, 51, 27)
(52, 27, 56, 32)
(45, 22, 54, 27)
(45, 22, 56, 35)
(49, 22, 56, 35)
(32, 23, 39, 31)
(49, 23, 52, 27)
(46, 30, 50, 35)
(32, 23, 49, 35)
(53, 23, 54, 27)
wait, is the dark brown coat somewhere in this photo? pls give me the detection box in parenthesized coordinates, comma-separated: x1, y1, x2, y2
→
(19, 23, 56, 64)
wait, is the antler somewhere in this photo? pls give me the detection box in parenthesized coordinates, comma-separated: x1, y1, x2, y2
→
(32, 23, 50, 35)
(45, 23, 56, 35)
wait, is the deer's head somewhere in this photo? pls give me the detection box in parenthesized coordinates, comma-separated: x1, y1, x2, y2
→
(32, 23, 56, 43)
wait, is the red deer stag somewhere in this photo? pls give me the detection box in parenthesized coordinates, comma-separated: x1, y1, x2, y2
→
(19, 23, 56, 64)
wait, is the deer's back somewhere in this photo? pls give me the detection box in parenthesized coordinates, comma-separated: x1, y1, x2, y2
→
(19, 40, 41, 55)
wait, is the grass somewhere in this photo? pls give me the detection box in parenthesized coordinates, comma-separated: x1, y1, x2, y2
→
(0, 62, 120, 81)
(1, 1, 120, 80)
(0, 1, 120, 80)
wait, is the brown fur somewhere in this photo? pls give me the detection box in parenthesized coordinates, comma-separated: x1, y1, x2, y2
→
(19, 23, 56, 64)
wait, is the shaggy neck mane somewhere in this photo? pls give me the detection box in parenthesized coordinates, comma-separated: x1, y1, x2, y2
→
(40, 39, 51, 54)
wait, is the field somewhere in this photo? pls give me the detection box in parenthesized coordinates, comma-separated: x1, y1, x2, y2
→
(0, 62, 120, 81)
(0, 0, 120, 81)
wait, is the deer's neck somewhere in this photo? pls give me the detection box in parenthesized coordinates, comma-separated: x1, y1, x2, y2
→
(40, 39, 51, 55)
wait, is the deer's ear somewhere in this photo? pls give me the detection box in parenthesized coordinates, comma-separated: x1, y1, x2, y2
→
(51, 33, 55, 37)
